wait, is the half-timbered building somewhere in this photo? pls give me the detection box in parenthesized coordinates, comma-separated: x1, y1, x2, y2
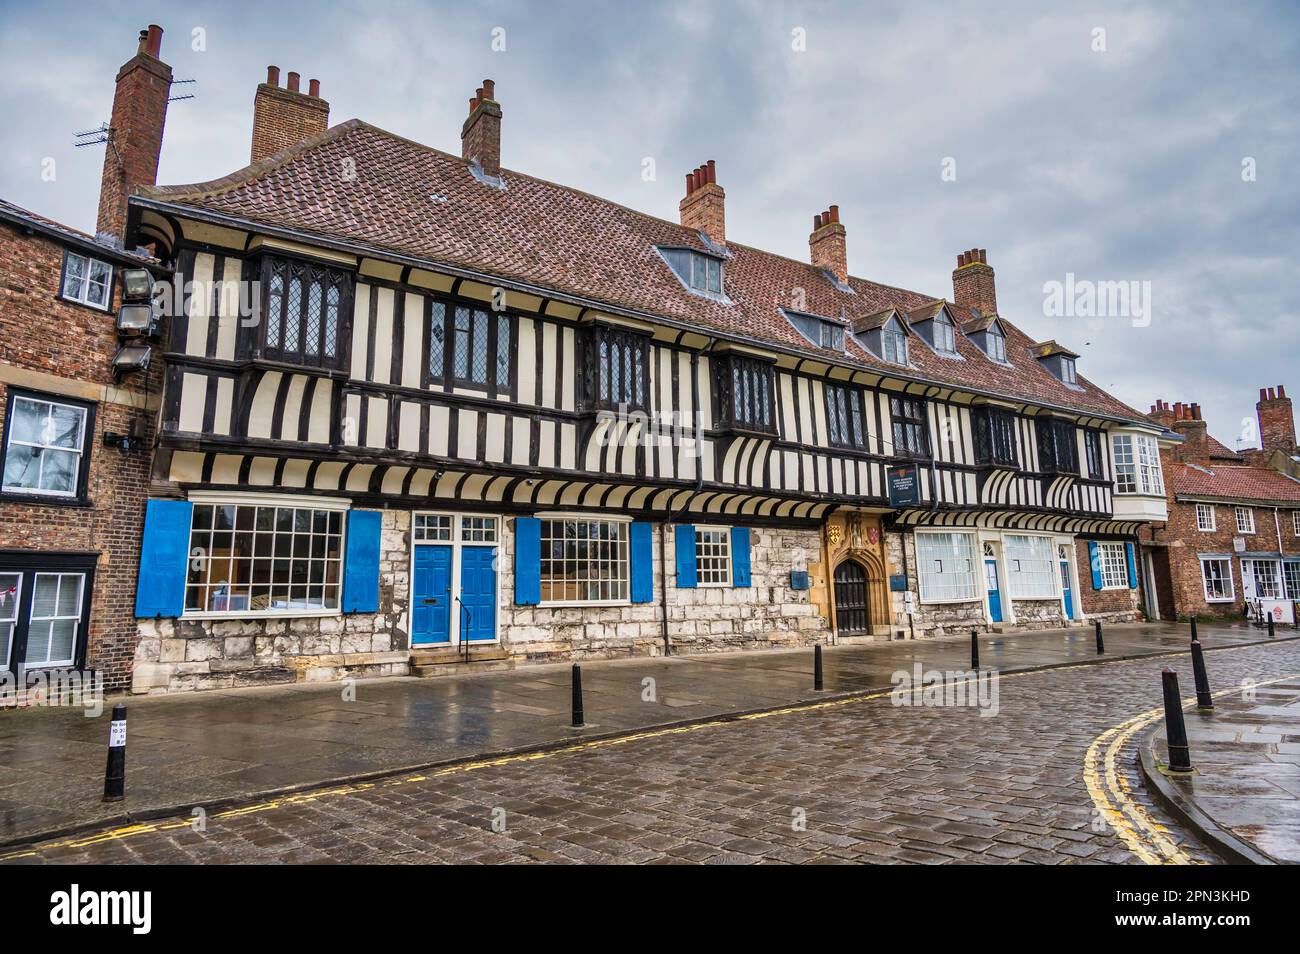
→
(94, 29, 1169, 692)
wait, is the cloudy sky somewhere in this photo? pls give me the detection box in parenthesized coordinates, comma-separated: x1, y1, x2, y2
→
(2, 0, 1296, 444)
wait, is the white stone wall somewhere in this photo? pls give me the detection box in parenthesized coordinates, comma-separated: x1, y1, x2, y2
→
(499, 519, 828, 659)
(132, 509, 829, 692)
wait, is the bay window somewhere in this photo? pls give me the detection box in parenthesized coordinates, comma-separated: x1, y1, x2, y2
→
(591, 326, 650, 411)
(891, 395, 930, 459)
(916, 531, 979, 602)
(1111, 433, 1164, 495)
(185, 502, 345, 615)
(825, 383, 867, 450)
(539, 517, 630, 604)
(259, 256, 352, 369)
(1036, 418, 1078, 474)
(1004, 534, 1057, 598)
(716, 355, 775, 433)
(972, 407, 1017, 467)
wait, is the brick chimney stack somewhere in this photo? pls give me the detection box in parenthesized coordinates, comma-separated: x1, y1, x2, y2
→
(96, 24, 172, 240)
(809, 206, 848, 285)
(1255, 385, 1296, 457)
(1167, 401, 1209, 463)
(1148, 398, 1176, 430)
(952, 248, 997, 317)
(679, 160, 725, 246)
(251, 65, 329, 163)
(461, 79, 502, 178)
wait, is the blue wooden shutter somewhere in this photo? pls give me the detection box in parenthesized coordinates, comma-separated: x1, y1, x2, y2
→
(1125, 542, 1138, 589)
(630, 522, 653, 603)
(675, 524, 697, 588)
(341, 510, 381, 613)
(1088, 541, 1103, 590)
(134, 499, 193, 618)
(514, 517, 541, 605)
(731, 526, 752, 587)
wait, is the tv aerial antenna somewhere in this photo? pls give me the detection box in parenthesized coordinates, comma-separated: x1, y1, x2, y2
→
(71, 79, 198, 160)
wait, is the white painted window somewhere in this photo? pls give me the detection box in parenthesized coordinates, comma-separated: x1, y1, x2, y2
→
(1235, 506, 1255, 534)
(1098, 542, 1129, 590)
(2, 395, 88, 498)
(540, 517, 629, 604)
(1112, 434, 1163, 496)
(1244, 559, 1282, 599)
(61, 251, 112, 310)
(185, 502, 345, 615)
(916, 531, 979, 603)
(24, 572, 85, 667)
(460, 516, 498, 543)
(694, 527, 732, 586)
(1004, 534, 1057, 599)
(1293, 511, 1299, 537)
(413, 514, 452, 542)
(0, 573, 21, 669)
(1282, 562, 1300, 600)
(1200, 558, 1234, 602)
(1195, 504, 1216, 532)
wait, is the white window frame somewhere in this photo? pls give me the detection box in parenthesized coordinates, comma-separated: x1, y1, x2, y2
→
(182, 492, 350, 620)
(1199, 557, 1234, 603)
(916, 531, 979, 604)
(538, 513, 631, 606)
(693, 526, 732, 587)
(1003, 533, 1058, 599)
(1111, 433, 1163, 496)
(1195, 503, 1216, 532)
(1235, 506, 1255, 534)
(1098, 542, 1129, 590)
(1293, 511, 1299, 537)
(1, 395, 89, 499)
(1244, 558, 1282, 600)
(61, 251, 113, 310)
(23, 571, 85, 669)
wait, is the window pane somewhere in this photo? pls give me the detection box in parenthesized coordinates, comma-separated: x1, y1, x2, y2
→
(453, 306, 470, 379)
(38, 449, 78, 493)
(429, 301, 446, 378)
(325, 285, 340, 357)
(266, 272, 283, 349)
(63, 253, 87, 299)
(86, 259, 111, 307)
(284, 277, 302, 351)
(472, 310, 489, 383)
(496, 314, 510, 386)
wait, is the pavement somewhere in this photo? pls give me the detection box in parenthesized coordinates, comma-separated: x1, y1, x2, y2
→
(0, 619, 1291, 849)
(7, 630, 1300, 865)
(1143, 672, 1300, 864)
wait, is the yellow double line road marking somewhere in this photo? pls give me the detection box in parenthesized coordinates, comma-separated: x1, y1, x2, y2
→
(1083, 671, 1300, 865)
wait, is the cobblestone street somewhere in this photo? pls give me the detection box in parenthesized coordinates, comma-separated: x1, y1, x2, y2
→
(7, 639, 1299, 865)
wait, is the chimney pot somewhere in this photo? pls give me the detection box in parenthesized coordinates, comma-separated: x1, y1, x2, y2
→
(461, 79, 503, 178)
(482, 79, 495, 100)
(476, 86, 484, 102)
(706, 159, 716, 183)
(146, 24, 163, 57)
(266, 65, 280, 86)
(1279, 385, 1287, 398)
(309, 78, 320, 97)
(287, 71, 301, 92)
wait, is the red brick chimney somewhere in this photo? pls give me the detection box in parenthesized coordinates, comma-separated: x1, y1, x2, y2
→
(952, 248, 997, 317)
(679, 160, 725, 246)
(1148, 398, 1176, 430)
(96, 25, 172, 240)
(251, 66, 329, 163)
(1256, 385, 1296, 457)
(461, 79, 502, 178)
(1169, 401, 1209, 464)
(809, 206, 848, 285)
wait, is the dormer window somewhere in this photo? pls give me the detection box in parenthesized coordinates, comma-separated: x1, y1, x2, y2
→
(658, 247, 724, 299)
(783, 310, 845, 351)
(986, 326, 1006, 362)
(933, 311, 957, 354)
(883, 323, 908, 365)
(1034, 341, 1081, 387)
(1061, 357, 1077, 385)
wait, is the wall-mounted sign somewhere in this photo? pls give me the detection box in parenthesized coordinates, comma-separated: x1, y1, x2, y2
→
(889, 574, 908, 592)
(903, 592, 916, 616)
(887, 463, 921, 507)
(790, 570, 810, 591)
(1233, 537, 1246, 553)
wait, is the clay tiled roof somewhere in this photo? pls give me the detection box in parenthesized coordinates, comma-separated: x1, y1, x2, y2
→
(140, 119, 1149, 423)
(0, 198, 156, 263)
(1207, 436, 1245, 461)
(1170, 463, 1300, 504)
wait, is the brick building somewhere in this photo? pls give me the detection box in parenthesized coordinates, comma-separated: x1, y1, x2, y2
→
(1144, 393, 1300, 623)
(0, 200, 162, 690)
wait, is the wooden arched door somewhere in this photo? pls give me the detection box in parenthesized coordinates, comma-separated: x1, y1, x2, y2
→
(833, 560, 871, 636)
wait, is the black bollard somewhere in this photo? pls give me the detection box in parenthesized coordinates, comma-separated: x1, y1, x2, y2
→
(970, 630, 979, 670)
(1094, 620, 1104, 655)
(102, 702, 127, 802)
(813, 643, 824, 691)
(1190, 640, 1214, 710)
(1189, 617, 1198, 643)
(1268, 615, 1275, 639)
(1160, 668, 1193, 773)
(570, 664, 584, 728)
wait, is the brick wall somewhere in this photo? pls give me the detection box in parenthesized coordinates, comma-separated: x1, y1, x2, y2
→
(1073, 538, 1142, 622)
(0, 221, 158, 690)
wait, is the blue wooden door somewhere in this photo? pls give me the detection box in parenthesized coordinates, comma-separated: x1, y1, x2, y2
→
(1060, 560, 1074, 620)
(459, 546, 497, 642)
(984, 560, 1003, 623)
(411, 545, 452, 644)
